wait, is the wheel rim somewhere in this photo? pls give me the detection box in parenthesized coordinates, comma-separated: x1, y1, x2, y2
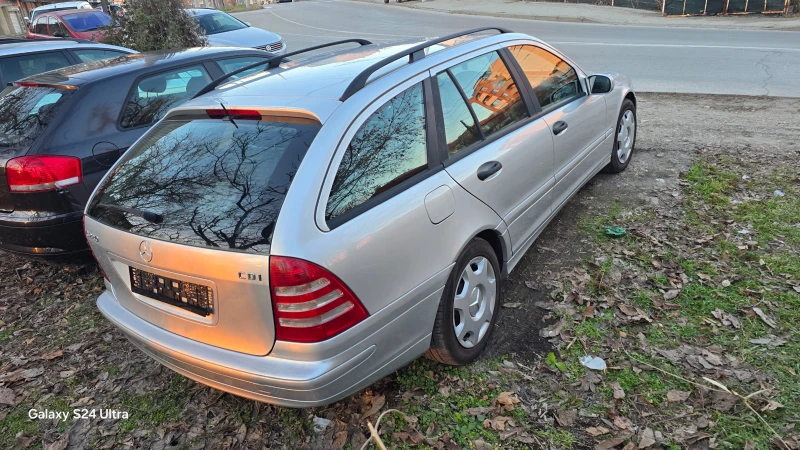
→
(616, 109, 635, 164)
(452, 256, 496, 349)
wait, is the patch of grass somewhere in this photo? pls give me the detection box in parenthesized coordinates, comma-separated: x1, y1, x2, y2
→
(684, 163, 738, 205)
(0, 410, 40, 450)
(536, 425, 576, 449)
(117, 375, 190, 432)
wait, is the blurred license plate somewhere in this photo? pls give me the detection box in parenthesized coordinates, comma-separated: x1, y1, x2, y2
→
(129, 267, 214, 316)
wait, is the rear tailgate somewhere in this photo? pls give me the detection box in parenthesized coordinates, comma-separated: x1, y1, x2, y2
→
(0, 84, 78, 212)
(86, 112, 321, 356)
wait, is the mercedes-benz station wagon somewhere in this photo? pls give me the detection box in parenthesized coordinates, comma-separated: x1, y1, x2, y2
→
(84, 27, 636, 407)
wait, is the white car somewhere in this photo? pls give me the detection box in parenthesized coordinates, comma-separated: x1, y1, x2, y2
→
(27, 1, 93, 24)
(187, 9, 285, 55)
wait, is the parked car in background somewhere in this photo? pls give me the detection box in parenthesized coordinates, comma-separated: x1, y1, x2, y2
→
(0, 38, 134, 87)
(85, 27, 636, 407)
(27, 10, 115, 42)
(187, 9, 285, 54)
(27, 1, 93, 25)
(0, 47, 280, 256)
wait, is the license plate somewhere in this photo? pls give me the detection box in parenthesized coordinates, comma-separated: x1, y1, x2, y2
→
(129, 267, 214, 316)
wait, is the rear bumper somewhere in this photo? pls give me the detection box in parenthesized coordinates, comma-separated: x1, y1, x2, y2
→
(0, 213, 87, 255)
(96, 274, 445, 407)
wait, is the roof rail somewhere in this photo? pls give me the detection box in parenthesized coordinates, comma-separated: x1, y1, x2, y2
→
(192, 38, 373, 99)
(339, 26, 512, 101)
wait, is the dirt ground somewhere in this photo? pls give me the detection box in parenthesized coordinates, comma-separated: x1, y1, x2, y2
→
(1, 93, 798, 450)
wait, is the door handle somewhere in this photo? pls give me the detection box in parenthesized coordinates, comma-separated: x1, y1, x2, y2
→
(552, 121, 568, 136)
(477, 161, 502, 181)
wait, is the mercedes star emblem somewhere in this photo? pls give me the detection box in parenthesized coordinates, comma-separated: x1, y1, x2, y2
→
(138, 240, 153, 262)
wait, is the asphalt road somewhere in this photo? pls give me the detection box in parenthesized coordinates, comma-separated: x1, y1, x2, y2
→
(234, 0, 800, 97)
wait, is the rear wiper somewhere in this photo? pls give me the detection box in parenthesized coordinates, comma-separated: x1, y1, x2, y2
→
(95, 203, 164, 224)
(217, 103, 238, 129)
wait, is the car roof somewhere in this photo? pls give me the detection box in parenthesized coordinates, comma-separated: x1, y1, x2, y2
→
(43, 9, 110, 18)
(0, 39, 133, 57)
(186, 8, 224, 16)
(33, 1, 90, 10)
(180, 32, 538, 122)
(21, 47, 266, 84)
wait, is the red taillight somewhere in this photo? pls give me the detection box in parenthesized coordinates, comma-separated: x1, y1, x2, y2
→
(6, 155, 82, 193)
(205, 109, 262, 120)
(82, 216, 109, 281)
(270, 256, 368, 343)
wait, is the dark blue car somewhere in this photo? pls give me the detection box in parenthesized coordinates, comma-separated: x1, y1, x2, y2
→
(0, 46, 276, 256)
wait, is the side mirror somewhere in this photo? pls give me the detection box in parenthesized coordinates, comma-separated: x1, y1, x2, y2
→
(589, 75, 612, 94)
(24, 17, 31, 25)
(52, 32, 65, 38)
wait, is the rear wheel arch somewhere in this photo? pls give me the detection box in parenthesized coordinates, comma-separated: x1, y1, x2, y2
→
(475, 229, 506, 277)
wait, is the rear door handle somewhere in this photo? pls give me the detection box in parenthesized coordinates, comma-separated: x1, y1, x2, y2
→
(552, 121, 568, 135)
(477, 161, 502, 181)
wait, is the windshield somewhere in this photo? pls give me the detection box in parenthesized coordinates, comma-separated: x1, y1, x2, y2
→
(62, 11, 112, 31)
(0, 86, 73, 148)
(195, 12, 247, 35)
(88, 117, 320, 254)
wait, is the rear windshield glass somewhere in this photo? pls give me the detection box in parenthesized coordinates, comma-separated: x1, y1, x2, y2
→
(0, 86, 73, 148)
(62, 11, 112, 32)
(87, 118, 320, 254)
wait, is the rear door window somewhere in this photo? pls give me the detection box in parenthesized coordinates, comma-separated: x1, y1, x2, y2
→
(215, 56, 269, 81)
(71, 49, 128, 63)
(436, 71, 481, 156)
(0, 85, 74, 148)
(120, 65, 212, 129)
(88, 117, 320, 254)
(0, 51, 71, 85)
(325, 83, 427, 223)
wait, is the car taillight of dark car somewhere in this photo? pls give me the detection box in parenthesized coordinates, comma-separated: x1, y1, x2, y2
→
(6, 155, 82, 193)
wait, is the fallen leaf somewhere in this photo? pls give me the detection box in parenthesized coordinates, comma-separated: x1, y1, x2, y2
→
(749, 337, 787, 347)
(332, 430, 348, 450)
(41, 349, 64, 360)
(664, 289, 681, 300)
(710, 391, 738, 412)
(613, 415, 634, 432)
(595, 432, 633, 450)
(752, 307, 777, 328)
(360, 395, 385, 420)
(744, 441, 756, 450)
(586, 426, 611, 437)
(473, 438, 492, 450)
(539, 319, 564, 338)
(19, 367, 44, 379)
(44, 433, 69, 450)
(638, 428, 656, 448)
(721, 279, 731, 288)
(555, 409, 576, 427)
(438, 385, 451, 396)
(496, 392, 520, 406)
(580, 355, 607, 371)
(666, 390, 691, 402)
(611, 382, 625, 399)
(761, 400, 784, 412)
(503, 302, 522, 309)
(0, 387, 15, 406)
(711, 309, 741, 329)
(463, 406, 494, 416)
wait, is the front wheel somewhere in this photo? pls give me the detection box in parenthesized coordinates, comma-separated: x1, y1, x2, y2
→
(604, 99, 636, 174)
(425, 238, 501, 365)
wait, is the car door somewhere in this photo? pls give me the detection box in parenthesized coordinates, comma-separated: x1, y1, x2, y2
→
(431, 47, 555, 253)
(507, 44, 608, 210)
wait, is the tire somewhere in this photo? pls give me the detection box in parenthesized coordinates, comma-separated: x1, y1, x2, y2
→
(425, 238, 502, 365)
(603, 99, 636, 174)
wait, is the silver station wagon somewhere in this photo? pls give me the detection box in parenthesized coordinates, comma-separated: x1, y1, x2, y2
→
(84, 27, 636, 407)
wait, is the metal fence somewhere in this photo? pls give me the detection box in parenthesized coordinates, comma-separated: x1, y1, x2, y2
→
(662, 0, 791, 14)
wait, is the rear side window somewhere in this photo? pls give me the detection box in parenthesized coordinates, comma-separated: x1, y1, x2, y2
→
(216, 56, 268, 81)
(88, 118, 321, 254)
(508, 45, 583, 111)
(0, 51, 71, 85)
(0, 86, 74, 148)
(325, 83, 427, 222)
(120, 65, 211, 129)
(447, 52, 527, 138)
(72, 49, 127, 63)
